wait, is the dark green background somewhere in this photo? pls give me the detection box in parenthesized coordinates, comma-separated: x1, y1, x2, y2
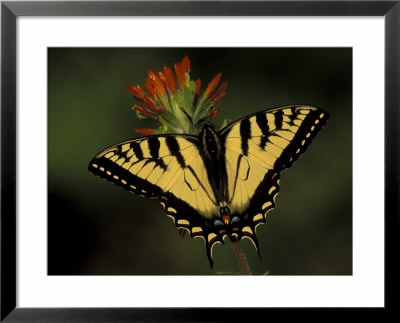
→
(48, 48, 352, 275)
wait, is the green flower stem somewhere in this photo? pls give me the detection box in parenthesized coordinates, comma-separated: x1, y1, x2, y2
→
(231, 241, 252, 275)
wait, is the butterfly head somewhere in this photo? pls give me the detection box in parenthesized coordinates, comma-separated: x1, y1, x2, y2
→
(201, 123, 217, 134)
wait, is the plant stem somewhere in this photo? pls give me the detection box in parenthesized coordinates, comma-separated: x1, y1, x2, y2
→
(231, 240, 252, 275)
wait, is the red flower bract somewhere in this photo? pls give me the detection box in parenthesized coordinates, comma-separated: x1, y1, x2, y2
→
(174, 56, 191, 88)
(134, 128, 155, 135)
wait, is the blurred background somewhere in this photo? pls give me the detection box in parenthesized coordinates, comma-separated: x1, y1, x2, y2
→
(48, 48, 352, 275)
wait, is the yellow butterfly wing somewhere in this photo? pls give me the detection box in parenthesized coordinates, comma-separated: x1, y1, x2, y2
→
(89, 135, 220, 238)
(219, 105, 329, 250)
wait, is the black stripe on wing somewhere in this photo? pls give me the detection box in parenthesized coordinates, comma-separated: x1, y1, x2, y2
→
(255, 112, 270, 150)
(273, 108, 329, 171)
(166, 136, 186, 168)
(240, 118, 251, 156)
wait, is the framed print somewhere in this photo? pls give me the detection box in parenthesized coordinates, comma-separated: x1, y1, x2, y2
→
(1, 0, 399, 321)
(48, 47, 350, 276)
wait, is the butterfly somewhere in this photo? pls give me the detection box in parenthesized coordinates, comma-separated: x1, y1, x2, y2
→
(89, 105, 329, 267)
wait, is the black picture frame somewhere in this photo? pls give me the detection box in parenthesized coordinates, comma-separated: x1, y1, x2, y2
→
(1, 0, 398, 321)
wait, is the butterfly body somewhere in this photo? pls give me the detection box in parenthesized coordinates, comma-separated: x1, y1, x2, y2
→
(89, 105, 329, 266)
(199, 124, 230, 206)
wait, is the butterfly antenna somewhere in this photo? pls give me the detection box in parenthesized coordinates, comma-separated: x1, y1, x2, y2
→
(208, 103, 214, 126)
(181, 108, 194, 125)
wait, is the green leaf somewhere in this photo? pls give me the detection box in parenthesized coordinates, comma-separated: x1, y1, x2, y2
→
(158, 111, 187, 133)
(155, 125, 165, 134)
(193, 90, 211, 120)
(182, 81, 196, 113)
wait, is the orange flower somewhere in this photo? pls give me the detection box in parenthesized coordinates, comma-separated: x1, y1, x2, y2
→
(127, 56, 228, 135)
